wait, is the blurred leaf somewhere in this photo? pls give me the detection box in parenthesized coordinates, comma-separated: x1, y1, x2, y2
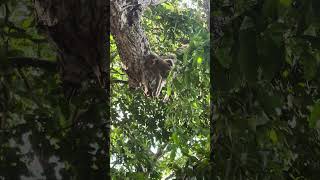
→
(269, 129, 278, 144)
(308, 102, 320, 128)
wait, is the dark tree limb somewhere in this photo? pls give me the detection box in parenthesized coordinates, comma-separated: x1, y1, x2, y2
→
(111, 0, 171, 97)
(32, 0, 110, 178)
(111, 0, 151, 88)
(8, 57, 57, 71)
(111, 79, 128, 84)
(34, 0, 108, 92)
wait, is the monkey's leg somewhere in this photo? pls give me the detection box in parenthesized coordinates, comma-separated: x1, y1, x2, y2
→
(154, 75, 164, 97)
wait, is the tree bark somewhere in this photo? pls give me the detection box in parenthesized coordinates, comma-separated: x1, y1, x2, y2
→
(34, 0, 108, 97)
(111, 0, 170, 96)
(33, 0, 110, 178)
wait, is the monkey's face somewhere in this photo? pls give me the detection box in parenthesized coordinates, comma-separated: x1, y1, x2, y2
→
(164, 59, 174, 69)
(157, 59, 174, 77)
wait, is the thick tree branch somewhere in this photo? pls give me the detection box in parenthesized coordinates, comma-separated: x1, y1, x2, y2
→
(111, 0, 171, 97)
(8, 57, 57, 71)
(142, 0, 168, 7)
(34, 0, 108, 93)
(111, 79, 128, 84)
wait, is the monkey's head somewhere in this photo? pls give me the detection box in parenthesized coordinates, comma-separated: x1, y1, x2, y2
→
(158, 59, 174, 76)
(144, 52, 174, 77)
(144, 53, 160, 68)
(163, 59, 174, 68)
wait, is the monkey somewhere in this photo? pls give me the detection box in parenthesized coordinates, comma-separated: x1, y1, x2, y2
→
(143, 52, 174, 97)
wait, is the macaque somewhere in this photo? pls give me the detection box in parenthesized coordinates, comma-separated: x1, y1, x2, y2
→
(143, 52, 174, 97)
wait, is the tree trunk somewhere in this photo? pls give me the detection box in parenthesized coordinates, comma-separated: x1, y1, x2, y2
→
(111, 0, 171, 97)
(33, 0, 110, 179)
(34, 0, 108, 97)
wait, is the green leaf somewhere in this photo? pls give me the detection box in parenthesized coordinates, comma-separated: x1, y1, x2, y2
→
(7, 32, 30, 39)
(304, 24, 317, 37)
(279, 0, 292, 7)
(170, 146, 177, 160)
(216, 47, 232, 68)
(312, 0, 320, 21)
(269, 129, 278, 144)
(308, 102, 320, 128)
(197, 57, 203, 64)
(257, 89, 283, 114)
(0, 0, 10, 5)
(302, 52, 318, 80)
(257, 31, 284, 81)
(22, 18, 34, 29)
(240, 16, 255, 30)
(247, 117, 257, 132)
(166, 85, 172, 96)
(238, 18, 258, 84)
(0, 17, 5, 28)
(0, 45, 9, 69)
(131, 172, 146, 180)
(263, 0, 279, 20)
(256, 112, 270, 126)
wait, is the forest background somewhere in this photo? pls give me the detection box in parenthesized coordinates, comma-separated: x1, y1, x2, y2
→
(1, 0, 320, 180)
(0, 0, 209, 179)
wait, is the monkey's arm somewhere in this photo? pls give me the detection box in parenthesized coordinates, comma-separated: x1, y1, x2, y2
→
(154, 74, 163, 97)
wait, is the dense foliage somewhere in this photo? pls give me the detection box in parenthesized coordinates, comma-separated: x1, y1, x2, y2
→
(1, 0, 209, 179)
(212, 0, 320, 179)
(5, 0, 319, 179)
(111, 0, 210, 179)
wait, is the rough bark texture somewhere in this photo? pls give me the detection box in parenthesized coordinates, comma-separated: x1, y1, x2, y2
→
(33, 0, 110, 178)
(203, 0, 210, 31)
(34, 0, 108, 97)
(210, 0, 232, 169)
(111, 0, 170, 97)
